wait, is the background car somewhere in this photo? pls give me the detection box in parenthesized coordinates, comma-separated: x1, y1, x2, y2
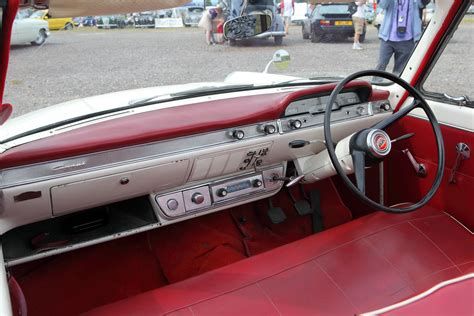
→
(134, 11, 156, 28)
(30, 10, 75, 30)
(82, 16, 97, 27)
(181, 6, 204, 27)
(10, 10, 50, 46)
(302, 2, 364, 43)
(96, 15, 127, 29)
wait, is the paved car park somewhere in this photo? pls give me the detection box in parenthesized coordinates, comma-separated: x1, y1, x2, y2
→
(4, 21, 473, 117)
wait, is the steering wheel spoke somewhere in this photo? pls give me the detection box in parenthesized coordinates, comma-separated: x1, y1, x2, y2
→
(372, 99, 420, 131)
(352, 150, 366, 194)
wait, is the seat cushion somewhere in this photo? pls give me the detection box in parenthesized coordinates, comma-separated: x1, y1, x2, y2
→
(84, 207, 474, 316)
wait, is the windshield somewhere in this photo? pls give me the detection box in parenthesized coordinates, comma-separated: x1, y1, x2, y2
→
(317, 4, 352, 15)
(2, 0, 445, 138)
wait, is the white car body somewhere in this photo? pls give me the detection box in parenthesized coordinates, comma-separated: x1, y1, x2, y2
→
(11, 13, 50, 45)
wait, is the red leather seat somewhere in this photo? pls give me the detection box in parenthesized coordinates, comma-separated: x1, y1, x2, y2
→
(83, 207, 474, 316)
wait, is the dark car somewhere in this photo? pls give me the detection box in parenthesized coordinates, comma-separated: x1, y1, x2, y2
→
(97, 15, 127, 29)
(134, 12, 156, 28)
(82, 16, 97, 27)
(302, 3, 364, 43)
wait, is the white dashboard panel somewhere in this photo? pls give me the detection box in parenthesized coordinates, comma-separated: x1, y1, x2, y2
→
(51, 160, 189, 216)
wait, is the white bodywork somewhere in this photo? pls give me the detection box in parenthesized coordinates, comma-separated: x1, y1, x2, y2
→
(11, 14, 50, 45)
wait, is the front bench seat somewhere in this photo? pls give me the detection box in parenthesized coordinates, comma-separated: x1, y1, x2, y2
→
(84, 206, 474, 316)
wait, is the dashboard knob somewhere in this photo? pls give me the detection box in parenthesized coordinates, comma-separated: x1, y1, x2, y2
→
(217, 188, 228, 197)
(288, 119, 302, 129)
(253, 179, 263, 188)
(356, 106, 365, 115)
(380, 103, 391, 111)
(232, 130, 245, 140)
(263, 124, 276, 135)
(166, 198, 179, 211)
(191, 192, 205, 204)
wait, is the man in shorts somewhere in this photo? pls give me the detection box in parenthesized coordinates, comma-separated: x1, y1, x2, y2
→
(352, 0, 367, 50)
(281, 0, 294, 35)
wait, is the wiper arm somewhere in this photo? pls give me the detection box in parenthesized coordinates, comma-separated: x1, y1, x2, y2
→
(128, 84, 254, 108)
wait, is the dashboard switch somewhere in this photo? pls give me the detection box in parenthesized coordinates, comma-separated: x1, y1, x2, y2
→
(191, 192, 205, 204)
(253, 179, 263, 188)
(380, 103, 391, 111)
(166, 198, 179, 211)
(263, 124, 276, 135)
(288, 119, 302, 129)
(232, 130, 245, 140)
(217, 188, 228, 197)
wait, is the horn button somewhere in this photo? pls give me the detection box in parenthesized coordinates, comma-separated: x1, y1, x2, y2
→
(366, 129, 391, 158)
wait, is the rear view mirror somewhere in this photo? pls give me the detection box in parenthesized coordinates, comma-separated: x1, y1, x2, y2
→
(223, 14, 272, 40)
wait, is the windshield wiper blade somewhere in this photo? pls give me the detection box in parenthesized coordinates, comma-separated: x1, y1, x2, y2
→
(128, 84, 255, 108)
(169, 84, 255, 97)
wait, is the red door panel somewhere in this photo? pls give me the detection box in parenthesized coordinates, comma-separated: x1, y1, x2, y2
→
(386, 116, 474, 230)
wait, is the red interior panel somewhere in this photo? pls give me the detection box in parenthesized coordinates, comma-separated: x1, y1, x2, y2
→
(386, 116, 474, 229)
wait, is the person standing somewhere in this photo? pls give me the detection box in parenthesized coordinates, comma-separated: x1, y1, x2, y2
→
(352, 0, 367, 50)
(198, 4, 223, 46)
(281, 0, 295, 35)
(375, 0, 426, 75)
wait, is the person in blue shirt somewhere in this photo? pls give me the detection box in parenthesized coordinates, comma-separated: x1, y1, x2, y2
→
(375, 0, 427, 75)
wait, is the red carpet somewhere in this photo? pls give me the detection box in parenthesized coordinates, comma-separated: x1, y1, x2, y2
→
(12, 178, 354, 315)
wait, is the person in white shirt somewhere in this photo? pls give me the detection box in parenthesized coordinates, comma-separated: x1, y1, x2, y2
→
(281, 0, 294, 35)
(352, 0, 367, 50)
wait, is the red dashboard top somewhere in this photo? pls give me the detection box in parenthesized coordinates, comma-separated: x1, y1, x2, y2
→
(0, 82, 389, 169)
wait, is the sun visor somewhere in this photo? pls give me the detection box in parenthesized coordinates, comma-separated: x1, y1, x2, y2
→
(20, 0, 193, 17)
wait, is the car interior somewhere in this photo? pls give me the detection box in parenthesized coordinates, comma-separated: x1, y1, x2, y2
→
(0, 0, 473, 315)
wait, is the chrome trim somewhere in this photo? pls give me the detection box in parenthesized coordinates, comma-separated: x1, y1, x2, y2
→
(254, 31, 286, 38)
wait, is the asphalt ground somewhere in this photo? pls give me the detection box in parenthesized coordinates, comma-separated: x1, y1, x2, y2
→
(4, 20, 473, 117)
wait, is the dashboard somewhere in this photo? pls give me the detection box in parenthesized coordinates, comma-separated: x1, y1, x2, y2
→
(0, 81, 392, 266)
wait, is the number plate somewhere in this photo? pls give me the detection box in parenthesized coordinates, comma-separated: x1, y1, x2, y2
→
(335, 21, 352, 26)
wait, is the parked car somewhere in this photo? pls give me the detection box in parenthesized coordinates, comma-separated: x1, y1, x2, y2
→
(82, 16, 97, 27)
(1, 0, 473, 316)
(10, 10, 50, 45)
(134, 11, 156, 28)
(30, 10, 75, 30)
(302, 2, 364, 43)
(226, 0, 286, 45)
(181, 6, 204, 27)
(96, 15, 127, 29)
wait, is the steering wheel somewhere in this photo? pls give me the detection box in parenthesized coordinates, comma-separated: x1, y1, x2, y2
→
(324, 70, 445, 213)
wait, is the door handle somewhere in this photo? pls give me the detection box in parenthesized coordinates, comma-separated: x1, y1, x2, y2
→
(449, 143, 470, 184)
(443, 93, 470, 106)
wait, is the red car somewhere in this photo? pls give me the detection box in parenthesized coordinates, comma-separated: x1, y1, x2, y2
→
(0, 0, 472, 315)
